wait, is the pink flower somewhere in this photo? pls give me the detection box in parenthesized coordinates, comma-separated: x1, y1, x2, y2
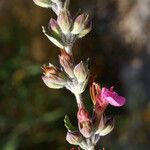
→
(99, 87, 126, 107)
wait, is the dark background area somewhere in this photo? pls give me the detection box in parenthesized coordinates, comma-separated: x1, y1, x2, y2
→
(0, 0, 150, 150)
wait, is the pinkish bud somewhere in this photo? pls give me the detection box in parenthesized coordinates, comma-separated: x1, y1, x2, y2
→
(77, 107, 90, 122)
(59, 49, 74, 78)
(57, 10, 72, 34)
(73, 61, 89, 83)
(66, 131, 83, 145)
(77, 108, 93, 138)
(33, 0, 51, 8)
(41, 64, 67, 89)
(71, 13, 90, 35)
(42, 64, 58, 76)
(49, 18, 60, 35)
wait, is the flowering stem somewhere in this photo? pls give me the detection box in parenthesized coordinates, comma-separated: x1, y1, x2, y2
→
(74, 93, 84, 108)
(32, 1, 126, 150)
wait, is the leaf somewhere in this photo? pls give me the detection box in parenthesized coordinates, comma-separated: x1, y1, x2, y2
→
(64, 115, 76, 132)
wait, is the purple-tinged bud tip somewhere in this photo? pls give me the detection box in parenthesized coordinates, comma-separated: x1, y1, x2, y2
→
(49, 18, 60, 34)
(66, 131, 83, 145)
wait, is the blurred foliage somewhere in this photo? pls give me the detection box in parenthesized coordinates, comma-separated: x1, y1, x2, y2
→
(0, 0, 150, 150)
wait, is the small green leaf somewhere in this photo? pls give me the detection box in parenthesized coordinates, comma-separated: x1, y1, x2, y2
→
(64, 115, 76, 132)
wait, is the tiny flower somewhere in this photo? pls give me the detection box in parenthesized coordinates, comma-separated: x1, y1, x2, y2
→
(33, 0, 52, 8)
(49, 18, 60, 35)
(57, 10, 72, 34)
(59, 49, 74, 78)
(90, 82, 126, 107)
(41, 64, 67, 89)
(90, 82, 107, 131)
(100, 87, 126, 107)
(73, 61, 89, 83)
(77, 107, 93, 138)
(71, 13, 91, 35)
(66, 131, 83, 145)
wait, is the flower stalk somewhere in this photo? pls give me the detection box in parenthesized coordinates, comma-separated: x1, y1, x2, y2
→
(75, 94, 84, 108)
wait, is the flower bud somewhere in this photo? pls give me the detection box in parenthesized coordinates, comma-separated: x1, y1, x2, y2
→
(77, 107, 93, 138)
(94, 115, 114, 136)
(66, 131, 83, 145)
(78, 23, 92, 38)
(33, 0, 51, 8)
(42, 64, 58, 76)
(49, 18, 60, 35)
(59, 49, 74, 78)
(57, 10, 72, 34)
(100, 117, 114, 136)
(74, 61, 89, 83)
(42, 76, 64, 89)
(41, 64, 67, 89)
(71, 13, 90, 35)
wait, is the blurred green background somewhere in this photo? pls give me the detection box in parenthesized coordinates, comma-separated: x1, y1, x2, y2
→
(0, 0, 150, 149)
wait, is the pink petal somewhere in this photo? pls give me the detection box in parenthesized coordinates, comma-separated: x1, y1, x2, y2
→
(105, 95, 126, 107)
(101, 87, 126, 107)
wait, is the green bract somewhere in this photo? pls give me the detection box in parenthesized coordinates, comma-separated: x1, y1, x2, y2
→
(33, 0, 52, 8)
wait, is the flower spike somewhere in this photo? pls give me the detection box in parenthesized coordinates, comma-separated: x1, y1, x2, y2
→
(32, 0, 127, 149)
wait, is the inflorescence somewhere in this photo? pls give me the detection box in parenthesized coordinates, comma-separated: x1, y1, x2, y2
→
(33, 0, 126, 150)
